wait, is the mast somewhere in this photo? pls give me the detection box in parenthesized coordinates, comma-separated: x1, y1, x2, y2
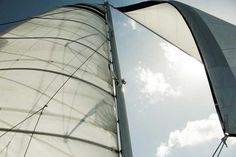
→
(105, 3, 133, 157)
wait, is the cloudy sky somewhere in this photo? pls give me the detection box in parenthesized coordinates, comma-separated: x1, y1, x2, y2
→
(0, 0, 235, 157)
(110, 0, 236, 157)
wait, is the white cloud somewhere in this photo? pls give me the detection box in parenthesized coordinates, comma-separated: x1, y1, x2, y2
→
(156, 144, 171, 157)
(136, 66, 180, 102)
(160, 42, 204, 74)
(160, 42, 183, 66)
(156, 114, 225, 157)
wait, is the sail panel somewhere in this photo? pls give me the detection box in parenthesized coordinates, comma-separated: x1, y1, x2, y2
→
(193, 8, 236, 134)
(118, 1, 236, 136)
(0, 6, 118, 156)
(124, 3, 201, 61)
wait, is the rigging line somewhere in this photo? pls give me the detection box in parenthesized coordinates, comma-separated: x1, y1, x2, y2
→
(212, 140, 223, 157)
(0, 49, 111, 121)
(23, 105, 46, 157)
(0, 107, 87, 123)
(29, 39, 105, 128)
(0, 112, 27, 156)
(0, 67, 112, 96)
(65, 33, 100, 47)
(0, 38, 112, 134)
(0, 76, 88, 116)
(33, 17, 107, 38)
(0, 107, 44, 138)
(64, 45, 84, 134)
(0, 33, 43, 78)
(7, 22, 47, 115)
(217, 142, 225, 157)
(22, 24, 59, 144)
(27, 19, 101, 48)
(65, 5, 105, 21)
(65, 53, 114, 130)
(0, 36, 111, 63)
(0, 57, 96, 78)
(2, 31, 107, 70)
(65, 41, 115, 134)
(0, 108, 115, 136)
(19, 38, 109, 121)
(0, 42, 114, 148)
(66, 44, 102, 73)
(0, 119, 75, 157)
(0, 74, 110, 151)
(5, 31, 108, 68)
(0, 8, 79, 26)
(0, 37, 111, 94)
(65, 42, 111, 131)
(0, 56, 81, 71)
(0, 42, 110, 118)
(0, 44, 102, 78)
(211, 135, 228, 157)
(0, 128, 118, 153)
(0, 27, 49, 79)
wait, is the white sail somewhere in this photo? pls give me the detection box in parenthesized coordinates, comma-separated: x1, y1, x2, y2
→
(124, 3, 201, 61)
(118, 1, 236, 136)
(0, 5, 118, 157)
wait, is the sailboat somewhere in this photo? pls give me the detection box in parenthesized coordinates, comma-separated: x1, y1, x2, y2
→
(0, 0, 235, 157)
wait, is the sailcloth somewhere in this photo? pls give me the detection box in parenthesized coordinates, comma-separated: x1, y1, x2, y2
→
(118, 1, 236, 136)
(0, 4, 118, 157)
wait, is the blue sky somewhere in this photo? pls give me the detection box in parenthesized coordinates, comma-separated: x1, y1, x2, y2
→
(0, 0, 235, 157)
(110, 0, 236, 157)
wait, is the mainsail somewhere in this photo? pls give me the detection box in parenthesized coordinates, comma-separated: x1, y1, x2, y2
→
(118, 1, 236, 136)
(0, 4, 120, 157)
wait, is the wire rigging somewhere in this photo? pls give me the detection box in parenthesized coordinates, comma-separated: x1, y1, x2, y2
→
(0, 36, 110, 62)
(211, 135, 228, 157)
(0, 43, 106, 157)
(0, 117, 117, 152)
(0, 40, 104, 138)
(33, 17, 107, 38)
(0, 5, 118, 156)
(0, 8, 79, 26)
(23, 105, 47, 157)
(0, 107, 44, 138)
